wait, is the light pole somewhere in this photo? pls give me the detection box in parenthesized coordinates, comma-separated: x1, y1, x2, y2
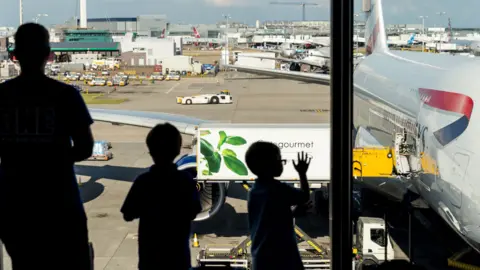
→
(19, 0, 23, 25)
(33, 13, 48, 23)
(222, 14, 231, 66)
(436, 11, 446, 27)
(419, 15, 428, 52)
(436, 11, 446, 42)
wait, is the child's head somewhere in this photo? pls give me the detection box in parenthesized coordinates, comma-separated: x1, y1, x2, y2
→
(245, 141, 283, 178)
(146, 123, 182, 164)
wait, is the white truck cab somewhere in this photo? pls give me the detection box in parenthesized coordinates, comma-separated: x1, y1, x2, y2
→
(353, 217, 395, 268)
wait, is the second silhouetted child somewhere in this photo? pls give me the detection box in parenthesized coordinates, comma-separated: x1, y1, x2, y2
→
(121, 123, 202, 270)
(246, 141, 312, 270)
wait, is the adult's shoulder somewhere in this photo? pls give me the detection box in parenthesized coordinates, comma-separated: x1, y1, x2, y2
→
(0, 76, 19, 92)
(46, 76, 79, 95)
(178, 169, 195, 181)
(135, 171, 152, 183)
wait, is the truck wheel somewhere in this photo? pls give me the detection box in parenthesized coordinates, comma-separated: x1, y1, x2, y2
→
(186, 99, 192, 105)
(211, 97, 219, 104)
(357, 258, 378, 270)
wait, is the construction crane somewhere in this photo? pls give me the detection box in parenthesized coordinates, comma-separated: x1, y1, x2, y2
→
(270, 1, 319, 21)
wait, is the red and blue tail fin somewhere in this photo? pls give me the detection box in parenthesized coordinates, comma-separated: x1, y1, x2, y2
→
(364, 0, 388, 55)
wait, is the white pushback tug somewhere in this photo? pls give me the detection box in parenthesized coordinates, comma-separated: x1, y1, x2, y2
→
(176, 90, 233, 105)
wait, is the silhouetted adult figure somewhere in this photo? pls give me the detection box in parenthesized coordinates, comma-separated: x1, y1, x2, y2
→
(0, 23, 94, 270)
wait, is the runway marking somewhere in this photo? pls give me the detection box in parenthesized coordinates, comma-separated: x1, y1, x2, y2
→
(300, 109, 330, 113)
(165, 83, 181, 94)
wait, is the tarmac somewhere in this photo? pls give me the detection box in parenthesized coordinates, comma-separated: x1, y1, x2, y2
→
(0, 72, 463, 269)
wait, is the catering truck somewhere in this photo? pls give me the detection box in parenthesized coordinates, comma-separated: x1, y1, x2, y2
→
(196, 123, 330, 183)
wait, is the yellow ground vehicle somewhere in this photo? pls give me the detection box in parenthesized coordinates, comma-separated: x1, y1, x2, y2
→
(88, 78, 107, 86)
(107, 77, 128, 86)
(165, 71, 181, 81)
(150, 72, 164, 81)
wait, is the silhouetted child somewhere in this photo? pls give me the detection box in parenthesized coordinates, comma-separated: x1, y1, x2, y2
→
(246, 142, 312, 270)
(121, 123, 202, 270)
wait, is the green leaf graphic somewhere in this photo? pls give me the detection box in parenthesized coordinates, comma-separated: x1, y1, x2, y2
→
(202, 170, 212, 176)
(205, 152, 222, 173)
(200, 130, 211, 136)
(200, 138, 215, 157)
(226, 136, 247, 146)
(222, 148, 236, 157)
(224, 155, 248, 176)
(217, 131, 227, 149)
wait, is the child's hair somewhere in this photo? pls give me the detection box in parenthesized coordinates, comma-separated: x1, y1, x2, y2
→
(146, 123, 182, 161)
(245, 141, 281, 176)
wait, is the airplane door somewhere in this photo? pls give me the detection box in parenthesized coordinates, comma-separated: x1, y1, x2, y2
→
(445, 152, 469, 209)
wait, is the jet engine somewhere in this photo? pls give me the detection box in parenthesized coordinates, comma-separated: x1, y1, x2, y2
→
(175, 154, 228, 221)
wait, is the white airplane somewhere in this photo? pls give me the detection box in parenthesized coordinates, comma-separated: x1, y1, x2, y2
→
(387, 33, 418, 47)
(355, 33, 419, 47)
(238, 46, 363, 73)
(255, 40, 330, 58)
(222, 0, 480, 254)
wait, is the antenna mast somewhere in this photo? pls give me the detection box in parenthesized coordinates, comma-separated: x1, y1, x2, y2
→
(448, 17, 452, 42)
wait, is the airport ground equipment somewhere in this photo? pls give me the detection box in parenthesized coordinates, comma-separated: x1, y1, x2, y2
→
(448, 247, 480, 270)
(88, 140, 113, 161)
(177, 90, 233, 105)
(318, 130, 423, 208)
(165, 71, 181, 81)
(196, 182, 330, 269)
(352, 217, 395, 268)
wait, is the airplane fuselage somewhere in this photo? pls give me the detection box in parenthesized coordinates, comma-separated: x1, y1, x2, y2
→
(353, 50, 480, 251)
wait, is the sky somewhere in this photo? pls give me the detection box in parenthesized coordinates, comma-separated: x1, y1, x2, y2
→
(0, 0, 479, 28)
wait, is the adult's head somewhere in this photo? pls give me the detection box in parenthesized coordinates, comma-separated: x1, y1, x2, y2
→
(245, 141, 283, 178)
(14, 23, 51, 73)
(146, 123, 182, 164)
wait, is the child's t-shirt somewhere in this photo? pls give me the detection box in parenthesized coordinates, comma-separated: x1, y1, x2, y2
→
(247, 178, 308, 270)
(120, 163, 201, 270)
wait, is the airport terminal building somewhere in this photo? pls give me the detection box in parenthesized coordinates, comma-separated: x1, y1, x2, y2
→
(77, 15, 168, 37)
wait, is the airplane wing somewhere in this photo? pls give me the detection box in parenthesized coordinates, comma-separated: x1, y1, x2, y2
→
(254, 49, 283, 54)
(224, 64, 330, 85)
(238, 55, 328, 68)
(89, 108, 210, 135)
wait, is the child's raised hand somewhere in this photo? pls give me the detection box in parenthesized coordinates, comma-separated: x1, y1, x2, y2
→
(293, 151, 312, 175)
